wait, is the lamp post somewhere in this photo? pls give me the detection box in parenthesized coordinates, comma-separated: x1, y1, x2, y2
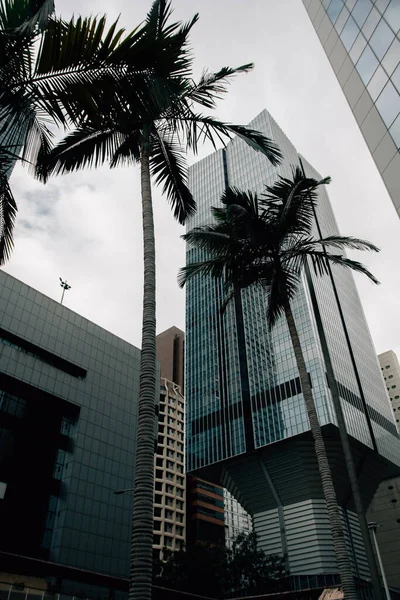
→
(59, 278, 71, 305)
(368, 522, 391, 600)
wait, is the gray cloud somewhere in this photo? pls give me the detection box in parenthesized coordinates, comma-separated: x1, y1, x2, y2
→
(5, 0, 400, 362)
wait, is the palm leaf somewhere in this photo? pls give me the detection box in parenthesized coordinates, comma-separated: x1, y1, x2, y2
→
(150, 132, 195, 224)
(178, 258, 226, 288)
(186, 64, 254, 109)
(35, 126, 123, 180)
(16, 0, 55, 34)
(0, 173, 17, 264)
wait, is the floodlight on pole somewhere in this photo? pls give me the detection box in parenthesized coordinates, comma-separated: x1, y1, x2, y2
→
(59, 278, 71, 305)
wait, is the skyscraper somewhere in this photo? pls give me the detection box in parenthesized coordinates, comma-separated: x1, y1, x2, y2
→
(185, 109, 400, 584)
(378, 349, 400, 432)
(302, 0, 400, 218)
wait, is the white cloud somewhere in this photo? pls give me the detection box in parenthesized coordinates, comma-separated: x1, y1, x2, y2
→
(4, 0, 400, 362)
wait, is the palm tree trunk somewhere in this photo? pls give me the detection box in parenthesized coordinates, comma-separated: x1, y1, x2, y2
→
(283, 298, 357, 600)
(130, 144, 157, 600)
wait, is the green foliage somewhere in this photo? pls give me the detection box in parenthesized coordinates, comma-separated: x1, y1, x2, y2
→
(153, 532, 286, 599)
(179, 167, 379, 325)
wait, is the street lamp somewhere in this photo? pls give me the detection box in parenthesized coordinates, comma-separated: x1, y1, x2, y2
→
(114, 487, 134, 495)
(368, 522, 391, 600)
(59, 278, 71, 305)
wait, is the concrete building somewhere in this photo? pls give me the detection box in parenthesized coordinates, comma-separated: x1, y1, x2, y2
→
(185, 108, 400, 587)
(302, 0, 400, 218)
(153, 378, 186, 554)
(0, 270, 140, 579)
(156, 327, 184, 389)
(379, 349, 400, 433)
(224, 490, 252, 550)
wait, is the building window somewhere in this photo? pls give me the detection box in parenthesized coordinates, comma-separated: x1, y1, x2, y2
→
(155, 469, 163, 479)
(153, 534, 161, 545)
(154, 520, 161, 531)
(154, 507, 162, 517)
(155, 482, 162, 491)
(156, 457, 163, 467)
(176, 526, 184, 537)
(392, 385, 397, 389)
(386, 365, 390, 369)
(154, 494, 163, 504)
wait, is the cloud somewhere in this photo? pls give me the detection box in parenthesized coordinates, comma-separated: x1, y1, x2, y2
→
(4, 0, 400, 366)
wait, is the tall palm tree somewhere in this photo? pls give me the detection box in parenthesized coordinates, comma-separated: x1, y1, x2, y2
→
(0, 0, 175, 264)
(179, 169, 380, 600)
(35, 3, 282, 598)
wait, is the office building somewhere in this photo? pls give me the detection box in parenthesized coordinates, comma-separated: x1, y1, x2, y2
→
(155, 328, 228, 548)
(378, 349, 400, 433)
(156, 326, 184, 389)
(363, 349, 400, 590)
(186, 475, 225, 545)
(302, 0, 400, 217)
(153, 378, 186, 554)
(185, 108, 400, 584)
(0, 270, 140, 580)
(224, 490, 252, 550)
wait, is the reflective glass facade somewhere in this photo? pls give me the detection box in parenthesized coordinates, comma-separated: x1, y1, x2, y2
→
(303, 0, 400, 217)
(186, 109, 400, 474)
(0, 270, 141, 578)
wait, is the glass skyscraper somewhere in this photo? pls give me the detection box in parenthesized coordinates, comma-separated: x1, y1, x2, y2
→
(303, 0, 400, 218)
(185, 109, 400, 581)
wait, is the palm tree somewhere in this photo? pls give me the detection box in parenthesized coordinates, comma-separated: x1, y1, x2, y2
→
(35, 3, 282, 598)
(0, 0, 174, 264)
(179, 168, 380, 600)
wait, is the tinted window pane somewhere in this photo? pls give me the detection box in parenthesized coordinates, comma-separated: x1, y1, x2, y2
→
(384, 1, 400, 33)
(375, 80, 400, 126)
(346, 0, 357, 10)
(391, 62, 400, 93)
(382, 37, 400, 76)
(389, 113, 400, 148)
(362, 8, 381, 38)
(352, 0, 373, 27)
(370, 19, 395, 59)
(323, 0, 331, 7)
(336, 6, 350, 33)
(341, 16, 359, 50)
(350, 31, 367, 62)
(375, 0, 390, 14)
(356, 45, 379, 84)
(367, 66, 388, 100)
(327, 0, 344, 22)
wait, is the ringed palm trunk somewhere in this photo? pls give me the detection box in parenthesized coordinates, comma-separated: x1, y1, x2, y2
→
(283, 299, 357, 600)
(130, 144, 157, 600)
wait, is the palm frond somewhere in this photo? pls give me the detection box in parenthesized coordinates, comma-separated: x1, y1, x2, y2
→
(186, 64, 253, 109)
(178, 258, 226, 288)
(315, 235, 380, 253)
(35, 126, 123, 181)
(0, 173, 17, 264)
(183, 227, 231, 253)
(16, 0, 55, 34)
(173, 112, 281, 165)
(150, 132, 195, 224)
(305, 249, 380, 285)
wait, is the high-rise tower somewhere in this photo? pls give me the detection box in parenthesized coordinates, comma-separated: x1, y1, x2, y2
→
(303, 0, 400, 218)
(185, 109, 400, 585)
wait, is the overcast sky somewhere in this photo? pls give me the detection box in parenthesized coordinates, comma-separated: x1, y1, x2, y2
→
(4, 0, 400, 360)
